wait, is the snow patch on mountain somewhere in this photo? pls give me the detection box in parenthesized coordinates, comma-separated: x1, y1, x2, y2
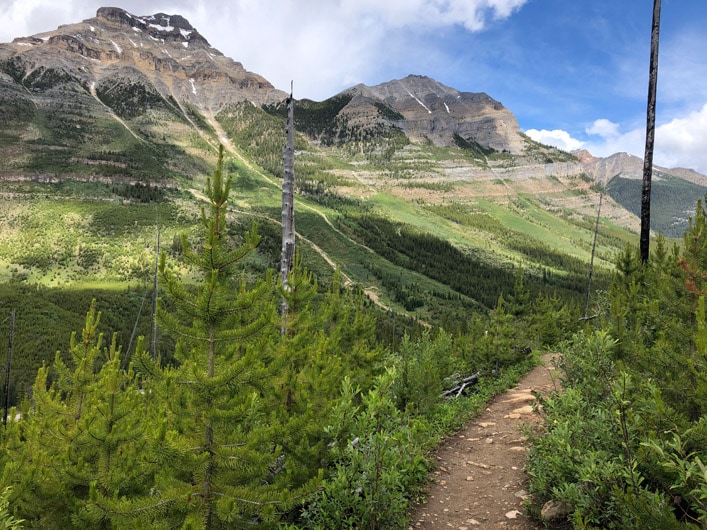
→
(405, 88, 431, 114)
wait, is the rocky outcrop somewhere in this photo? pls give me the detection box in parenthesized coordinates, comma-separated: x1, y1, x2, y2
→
(95, 8, 211, 47)
(339, 75, 527, 153)
(0, 7, 287, 112)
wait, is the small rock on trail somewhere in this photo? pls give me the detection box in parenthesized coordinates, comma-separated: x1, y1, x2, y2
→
(410, 354, 558, 529)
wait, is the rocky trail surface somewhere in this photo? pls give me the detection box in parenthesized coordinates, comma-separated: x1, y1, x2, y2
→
(410, 354, 559, 529)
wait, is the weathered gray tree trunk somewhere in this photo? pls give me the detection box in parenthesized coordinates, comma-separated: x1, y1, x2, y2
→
(640, 0, 661, 264)
(280, 87, 295, 319)
(151, 224, 160, 357)
(3, 309, 14, 425)
(583, 192, 603, 320)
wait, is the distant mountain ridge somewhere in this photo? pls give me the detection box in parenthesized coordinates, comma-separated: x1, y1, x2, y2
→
(0, 6, 705, 188)
(570, 149, 707, 237)
(573, 149, 707, 186)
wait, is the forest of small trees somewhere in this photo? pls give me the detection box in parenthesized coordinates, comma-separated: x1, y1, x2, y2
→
(2, 152, 707, 528)
(0, 150, 576, 529)
(526, 205, 707, 527)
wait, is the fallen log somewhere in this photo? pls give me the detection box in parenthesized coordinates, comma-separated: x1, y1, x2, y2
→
(442, 371, 480, 399)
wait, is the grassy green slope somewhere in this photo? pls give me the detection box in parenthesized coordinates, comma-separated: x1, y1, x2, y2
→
(0, 70, 217, 183)
(0, 98, 653, 407)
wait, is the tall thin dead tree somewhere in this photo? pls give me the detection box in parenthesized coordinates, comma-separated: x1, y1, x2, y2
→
(3, 310, 15, 425)
(280, 84, 296, 321)
(583, 192, 603, 320)
(640, 0, 662, 263)
(151, 219, 160, 358)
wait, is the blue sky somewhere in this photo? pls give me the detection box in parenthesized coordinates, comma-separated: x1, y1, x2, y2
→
(3, 0, 706, 173)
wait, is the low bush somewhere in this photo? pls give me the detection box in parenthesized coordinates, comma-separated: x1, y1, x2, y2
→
(527, 205, 707, 528)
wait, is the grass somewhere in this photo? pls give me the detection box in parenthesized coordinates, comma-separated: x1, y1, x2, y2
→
(472, 196, 614, 267)
(0, 194, 194, 287)
(0, 129, 647, 335)
(364, 191, 617, 279)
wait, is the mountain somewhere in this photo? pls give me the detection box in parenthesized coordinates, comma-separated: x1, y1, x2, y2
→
(3, 7, 286, 109)
(574, 149, 707, 186)
(334, 75, 526, 153)
(571, 150, 707, 237)
(0, 7, 293, 183)
(2, 8, 705, 185)
(2, 6, 707, 307)
(0, 7, 555, 185)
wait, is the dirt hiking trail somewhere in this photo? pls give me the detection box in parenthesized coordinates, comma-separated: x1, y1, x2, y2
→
(410, 354, 559, 529)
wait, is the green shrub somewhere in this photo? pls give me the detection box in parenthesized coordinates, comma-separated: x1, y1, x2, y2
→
(392, 330, 460, 416)
(300, 372, 430, 529)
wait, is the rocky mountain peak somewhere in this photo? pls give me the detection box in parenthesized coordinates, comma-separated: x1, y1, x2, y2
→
(572, 149, 596, 164)
(94, 7, 210, 47)
(575, 149, 707, 186)
(2, 7, 286, 111)
(340, 75, 526, 153)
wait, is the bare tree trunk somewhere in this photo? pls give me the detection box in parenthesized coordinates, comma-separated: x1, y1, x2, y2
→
(3, 310, 14, 425)
(640, 0, 661, 264)
(280, 85, 296, 321)
(151, 223, 160, 357)
(584, 193, 603, 320)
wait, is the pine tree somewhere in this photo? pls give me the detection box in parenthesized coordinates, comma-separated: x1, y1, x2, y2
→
(1, 302, 155, 529)
(147, 145, 300, 528)
(270, 258, 386, 498)
(318, 271, 384, 380)
(476, 295, 516, 369)
(270, 254, 332, 492)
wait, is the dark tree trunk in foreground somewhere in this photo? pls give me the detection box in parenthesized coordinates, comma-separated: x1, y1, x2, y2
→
(640, 0, 662, 263)
(281, 85, 295, 318)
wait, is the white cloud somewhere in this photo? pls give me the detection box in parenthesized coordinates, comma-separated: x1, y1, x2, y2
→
(586, 119, 620, 139)
(0, 0, 529, 101)
(583, 108, 707, 174)
(527, 105, 707, 175)
(654, 103, 707, 171)
(338, 0, 528, 30)
(1, 0, 77, 39)
(181, 0, 530, 98)
(584, 127, 645, 160)
(525, 129, 585, 152)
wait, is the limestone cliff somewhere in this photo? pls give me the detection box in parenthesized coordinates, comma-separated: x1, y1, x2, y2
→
(1, 7, 287, 112)
(338, 75, 527, 154)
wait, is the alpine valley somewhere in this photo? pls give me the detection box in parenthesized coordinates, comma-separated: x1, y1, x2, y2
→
(4, 7, 707, 529)
(0, 7, 705, 394)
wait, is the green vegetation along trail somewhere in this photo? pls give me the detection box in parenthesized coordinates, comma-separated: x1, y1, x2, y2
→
(411, 354, 558, 529)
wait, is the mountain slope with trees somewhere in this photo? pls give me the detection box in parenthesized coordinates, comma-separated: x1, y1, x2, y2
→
(0, 151, 574, 529)
(1, 6, 706, 529)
